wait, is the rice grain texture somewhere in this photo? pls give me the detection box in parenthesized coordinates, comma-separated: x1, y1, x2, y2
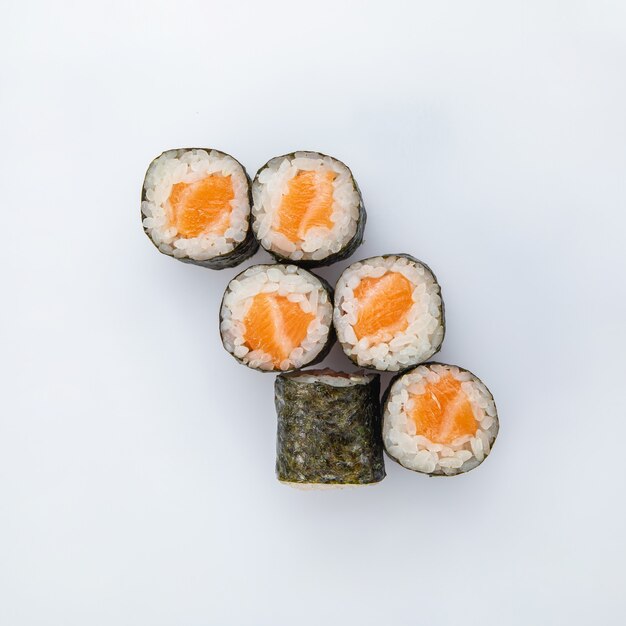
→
(220, 265, 335, 372)
(382, 363, 498, 476)
(333, 254, 445, 371)
(141, 148, 258, 269)
(251, 151, 365, 267)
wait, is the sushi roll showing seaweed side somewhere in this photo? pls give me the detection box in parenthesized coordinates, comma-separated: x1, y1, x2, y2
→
(275, 369, 385, 487)
(141, 148, 258, 269)
(251, 151, 365, 267)
(220, 264, 334, 372)
(333, 254, 445, 371)
(383, 363, 499, 476)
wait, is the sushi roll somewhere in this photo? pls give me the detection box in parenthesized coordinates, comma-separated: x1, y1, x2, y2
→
(333, 254, 445, 371)
(251, 151, 365, 267)
(141, 148, 258, 269)
(383, 363, 499, 476)
(275, 369, 385, 487)
(220, 264, 334, 372)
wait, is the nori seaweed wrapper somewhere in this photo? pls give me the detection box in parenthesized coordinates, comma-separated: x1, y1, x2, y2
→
(251, 151, 366, 268)
(275, 370, 385, 485)
(219, 265, 336, 373)
(334, 253, 446, 371)
(141, 148, 258, 270)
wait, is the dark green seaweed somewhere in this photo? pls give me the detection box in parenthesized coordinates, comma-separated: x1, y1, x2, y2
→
(141, 148, 259, 270)
(251, 151, 366, 268)
(219, 265, 336, 373)
(334, 253, 446, 372)
(381, 362, 499, 477)
(275, 371, 385, 485)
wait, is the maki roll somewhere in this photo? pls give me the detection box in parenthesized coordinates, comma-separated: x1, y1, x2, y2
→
(220, 264, 334, 372)
(141, 148, 258, 269)
(251, 151, 365, 267)
(333, 254, 445, 371)
(383, 363, 499, 476)
(275, 369, 385, 487)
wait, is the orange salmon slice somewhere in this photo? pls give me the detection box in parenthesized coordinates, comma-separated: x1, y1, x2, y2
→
(275, 170, 336, 242)
(409, 374, 478, 444)
(168, 174, 234, 238)
(353, 272, 413, 342)
(243, 293, 315, 366)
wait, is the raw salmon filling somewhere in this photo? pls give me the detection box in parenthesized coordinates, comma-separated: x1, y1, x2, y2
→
(243, 293, 315, 367)
(168, 175, 234, 238)
(252, 152, 361, 262)
(383, 364, 499, 476)
(275, 170, 336, 242)
(409, 374, 478, 444)
(141, 149, 250, 261)
(220, 264, 333, 371)
(333, 255, 444, 371)
(353, 272, 413, 342)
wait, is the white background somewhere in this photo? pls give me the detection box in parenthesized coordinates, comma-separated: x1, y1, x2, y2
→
(2, 1, 625, 624)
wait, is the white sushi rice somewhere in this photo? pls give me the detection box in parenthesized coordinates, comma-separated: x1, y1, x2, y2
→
(286, 369, 374, 387)
(141, 149, 250, 261)
(383, 364, 499, 476)
(281, 481, 376, 490)
(333, 255, 444, 371)
(251, 152, 361, 262)
(220, 265, 333, 371)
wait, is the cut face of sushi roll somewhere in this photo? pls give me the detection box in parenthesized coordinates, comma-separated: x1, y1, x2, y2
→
(141, 148, 258, 269)
(383, 363, 499, 476)
(220, 264, 334, 372)
(251, 151, 365, 267)
(275, 369, 385, 487)
(333, 254, 445, 371)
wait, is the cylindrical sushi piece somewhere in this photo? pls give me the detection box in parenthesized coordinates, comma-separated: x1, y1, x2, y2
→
(275, 369, 385, 487)
(220, 264, 334, 372)
(141, 148, 258, 269)
(333, 254, 445, 371)
(382, 363, 498, 476)
(251, 151, 365, 267)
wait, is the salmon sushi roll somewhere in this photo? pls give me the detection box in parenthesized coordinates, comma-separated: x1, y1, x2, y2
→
(251, 151, 365, 267)
(141, 148, 258, 269)
(219, 264, 334, 372)
(275, 369, 385, 487)
(333, 254, 445, 371)
(383, 363, 499, 476)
